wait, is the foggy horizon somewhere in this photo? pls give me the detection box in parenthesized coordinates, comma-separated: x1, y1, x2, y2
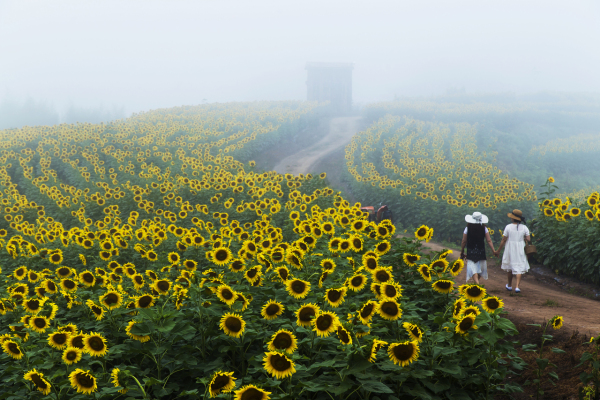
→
(1, 0, 599, 122)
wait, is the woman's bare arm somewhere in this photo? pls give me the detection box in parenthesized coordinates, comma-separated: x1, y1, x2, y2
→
(497, 236, 508, 253)
(525, 235, 531, 244)
(460, 233, 467, 255)
(485, 232, 495, 253)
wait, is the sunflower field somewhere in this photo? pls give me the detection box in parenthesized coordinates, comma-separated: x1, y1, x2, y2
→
(343, 115, 536, 242)
(0, 102, 523, 399)
(533, 178, 600, 285)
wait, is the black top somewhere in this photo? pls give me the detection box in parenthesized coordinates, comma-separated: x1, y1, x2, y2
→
(466, 223, 486, 262)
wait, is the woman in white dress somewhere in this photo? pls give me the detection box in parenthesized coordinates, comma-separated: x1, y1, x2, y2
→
(495, 209, 531, 293)
(460, 212, 497, 284)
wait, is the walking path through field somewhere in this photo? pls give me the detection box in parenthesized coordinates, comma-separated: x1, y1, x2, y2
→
(273, 116, 362, 175)
(414, 238, 600, 334)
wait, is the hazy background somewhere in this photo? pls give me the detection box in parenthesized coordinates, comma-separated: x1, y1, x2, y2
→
(1, 0, 599, 127)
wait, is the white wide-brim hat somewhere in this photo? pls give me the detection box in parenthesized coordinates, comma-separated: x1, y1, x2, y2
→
(465, 211, 488, 224)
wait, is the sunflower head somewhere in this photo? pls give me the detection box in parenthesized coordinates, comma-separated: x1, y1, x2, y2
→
(455, 314, 477, 335)
(69, 369, 98, 395)
(263, 351, 296, 379)
(261, 300, 284, 320)
(388, 341, 420, 366)
(285, 279, 310, 299)
(481, 296, 504, 313)
(551, 315, 564, 330)
(267, 329, 298, 353)
(296, 303, 320, 327)
(313, 311, 339, 337)
(209, 371, 236, 397)
(219, 313, 246, 338)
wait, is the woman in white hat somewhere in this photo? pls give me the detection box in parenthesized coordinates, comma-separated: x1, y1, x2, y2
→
(460, 212, 497, 284)
(495, 209, 531, 293)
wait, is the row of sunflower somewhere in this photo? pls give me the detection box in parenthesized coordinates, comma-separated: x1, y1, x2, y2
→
(1, 103, 523, 399)
(343, 115, 537, 241)
(533, 178, 600, 284)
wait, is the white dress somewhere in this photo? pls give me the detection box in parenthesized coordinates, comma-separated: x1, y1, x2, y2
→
(464, 226, 488, 282)
(501, 223, 530, 274)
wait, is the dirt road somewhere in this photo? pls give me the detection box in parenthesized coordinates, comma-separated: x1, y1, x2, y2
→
(414, 238, 600, 334)
(273, 116, 362, 175)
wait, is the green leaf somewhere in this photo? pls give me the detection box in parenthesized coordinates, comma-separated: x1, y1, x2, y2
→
(357, 379, 394, 394)
(550, 347, 566, 354)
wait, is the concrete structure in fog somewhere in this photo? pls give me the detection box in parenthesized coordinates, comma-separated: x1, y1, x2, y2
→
(305, 62, 353, 114)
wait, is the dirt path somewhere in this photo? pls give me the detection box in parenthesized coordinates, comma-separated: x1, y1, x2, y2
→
(273, 116, 362, 175)
(412, 237, 600, 334)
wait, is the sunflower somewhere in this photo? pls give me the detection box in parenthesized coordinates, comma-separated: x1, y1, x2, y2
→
(324, 287, 347, 308)
(388, 341, 420, 366)
(29, 316, 50, 333)
(220, 313, 246, 338)
(69, 369, 98, 395)
(369, 339, 388, 362)
(402, 253, 420, 266)
(551, 315, 564, 330)
(313, 311, 340, 337)
(86, 300, 105, 320)
(285, 279, 310, 299)
(332, 326, 350, 346)
(48, 331, 71, 349)
(125, 321, 150, 343)
(275, 266, 289, 281)
(153, 279, 172, 295)
(209, 371, 236, 398)
(285, 251, 303, 269)
(110, 368, 128, 394)
(24, 369, 52, 395)
(430, 259, 449, 274)
(455, 315, 477, 335)
(60, 346, 82, 365)
(244, 265, 262, 285)
(370, 282, 383, 299)
(544, 208, 555, 217)
(49, 251, 64, 265)
(295, 303, 320, 327)
(347, 274, 368, 291)
(320, 258, 336, 271)
(402, 322, 424, 342)
(23, 297, 45, 314)
(377, 299, 402, 320)
(60, 278, 78, 292)
(449, 259, 465, 276)
(374, 240, 391, 255)
(135, 294, 155, 309)
(263, 351, 296, 379)
(13, 266, 27, 280)
(362, 255, 379, 272)
(372, 267, 393, 283)
(267, 330, 297, 354)
(2, 340, 23, 359)
(234, 385, 271, 400)
(585, 209, 595, 221)
(261, 300, 284, 320)
(415, 225, 429, 241)
(432, 280, 454, 294)
(414, 264, 431, 281)
(461, 305, 481, 317)
(462, 284, 487, 302)
(100, 290, 123, 310)
(481, 296, 504, 313)
(381, 283, 402, 300)
(328, 237, 340, 252)
(216, 285, 238, 306)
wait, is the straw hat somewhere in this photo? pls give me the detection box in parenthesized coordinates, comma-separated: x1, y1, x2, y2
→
(507, 209, 524, 221)
(465, 211, 488, 224)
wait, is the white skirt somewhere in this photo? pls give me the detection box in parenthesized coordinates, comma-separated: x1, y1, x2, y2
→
(501, 241, 530, 274)
(466, 259, 488, 282)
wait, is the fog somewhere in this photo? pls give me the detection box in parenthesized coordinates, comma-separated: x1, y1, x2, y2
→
(1, 0, 599, 127)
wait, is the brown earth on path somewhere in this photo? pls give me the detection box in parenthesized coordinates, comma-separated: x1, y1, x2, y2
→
(273, 116, 362, 175)
(412, 237, 600, 399)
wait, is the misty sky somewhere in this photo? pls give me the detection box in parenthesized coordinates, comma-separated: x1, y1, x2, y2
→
(1, 0, 599, 115)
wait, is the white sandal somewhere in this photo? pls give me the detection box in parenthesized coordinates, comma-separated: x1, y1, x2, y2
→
(515, 288, 521, 293)
(505, 284, 512, 291)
